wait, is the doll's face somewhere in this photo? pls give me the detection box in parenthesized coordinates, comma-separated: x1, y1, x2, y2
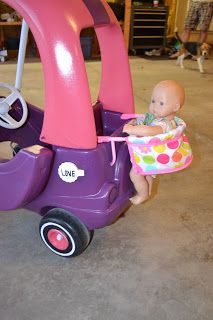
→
(149, 85, 181, 118)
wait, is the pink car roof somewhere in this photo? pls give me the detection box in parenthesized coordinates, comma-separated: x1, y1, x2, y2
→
(4, 0, 134, 149)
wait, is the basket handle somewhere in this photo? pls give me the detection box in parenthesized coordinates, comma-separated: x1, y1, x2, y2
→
(98, 136, 127, 166)
(121, 113, 144, 120)
(98, 136, 127, 143)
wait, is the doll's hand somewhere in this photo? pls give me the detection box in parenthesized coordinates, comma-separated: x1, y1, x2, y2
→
(123, 123, 135, 134)
(123, 123, 156, 137)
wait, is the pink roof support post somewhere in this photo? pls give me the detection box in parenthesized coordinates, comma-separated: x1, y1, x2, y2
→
(4, 0, 134, 149)
(95, 1, 134, 114)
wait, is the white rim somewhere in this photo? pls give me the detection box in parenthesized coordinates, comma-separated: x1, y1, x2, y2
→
(40, 222, 76, 257)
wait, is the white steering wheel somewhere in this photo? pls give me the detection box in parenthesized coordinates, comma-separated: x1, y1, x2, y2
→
(0, 82, 28, 129)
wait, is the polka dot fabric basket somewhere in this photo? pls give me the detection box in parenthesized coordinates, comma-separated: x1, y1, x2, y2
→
(127, 117, 193, 175)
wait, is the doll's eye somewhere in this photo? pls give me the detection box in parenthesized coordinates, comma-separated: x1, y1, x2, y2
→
(152, 99, 155, 103)
(160, 101, 164, 106)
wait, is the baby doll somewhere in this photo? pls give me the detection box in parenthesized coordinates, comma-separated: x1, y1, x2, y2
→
(123, 80, 185, 205)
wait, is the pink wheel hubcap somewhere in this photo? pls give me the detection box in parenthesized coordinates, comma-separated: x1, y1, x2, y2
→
(47, 229, 69, 250)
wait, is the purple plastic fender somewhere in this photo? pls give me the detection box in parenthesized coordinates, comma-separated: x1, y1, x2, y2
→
(0, 147, 53, 210)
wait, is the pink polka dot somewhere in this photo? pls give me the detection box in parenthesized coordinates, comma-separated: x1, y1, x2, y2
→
(157, 154, 170, 164)
(185, 156, 192, 164)
(183, 135, 188, 142)
(167, 140, 179, 149)
(149, 137, 161, 144)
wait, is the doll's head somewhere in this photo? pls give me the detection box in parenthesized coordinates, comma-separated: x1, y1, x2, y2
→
(149, 80, 185, 118)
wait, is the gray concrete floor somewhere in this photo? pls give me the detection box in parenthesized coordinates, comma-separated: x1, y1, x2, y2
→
(0, 56, 213, 320)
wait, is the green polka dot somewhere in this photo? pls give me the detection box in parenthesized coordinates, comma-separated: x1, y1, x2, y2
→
(182, 142, 190, 150)
(143, 155, 155, 164)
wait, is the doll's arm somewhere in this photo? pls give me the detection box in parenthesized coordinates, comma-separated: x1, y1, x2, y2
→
(123, 123, 163, 136)
(127, 119, 137, 125)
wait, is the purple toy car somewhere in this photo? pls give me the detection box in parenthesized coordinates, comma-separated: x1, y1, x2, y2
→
(0, 0, 135, 257)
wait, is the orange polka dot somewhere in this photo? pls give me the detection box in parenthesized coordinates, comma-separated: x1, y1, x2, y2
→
(172, 151, 182, 162)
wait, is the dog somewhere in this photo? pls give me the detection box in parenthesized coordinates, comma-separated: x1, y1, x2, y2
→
(175, 32, 211, 73)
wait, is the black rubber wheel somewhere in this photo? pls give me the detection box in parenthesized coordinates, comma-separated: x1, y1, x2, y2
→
(39, 208, 94, 257)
